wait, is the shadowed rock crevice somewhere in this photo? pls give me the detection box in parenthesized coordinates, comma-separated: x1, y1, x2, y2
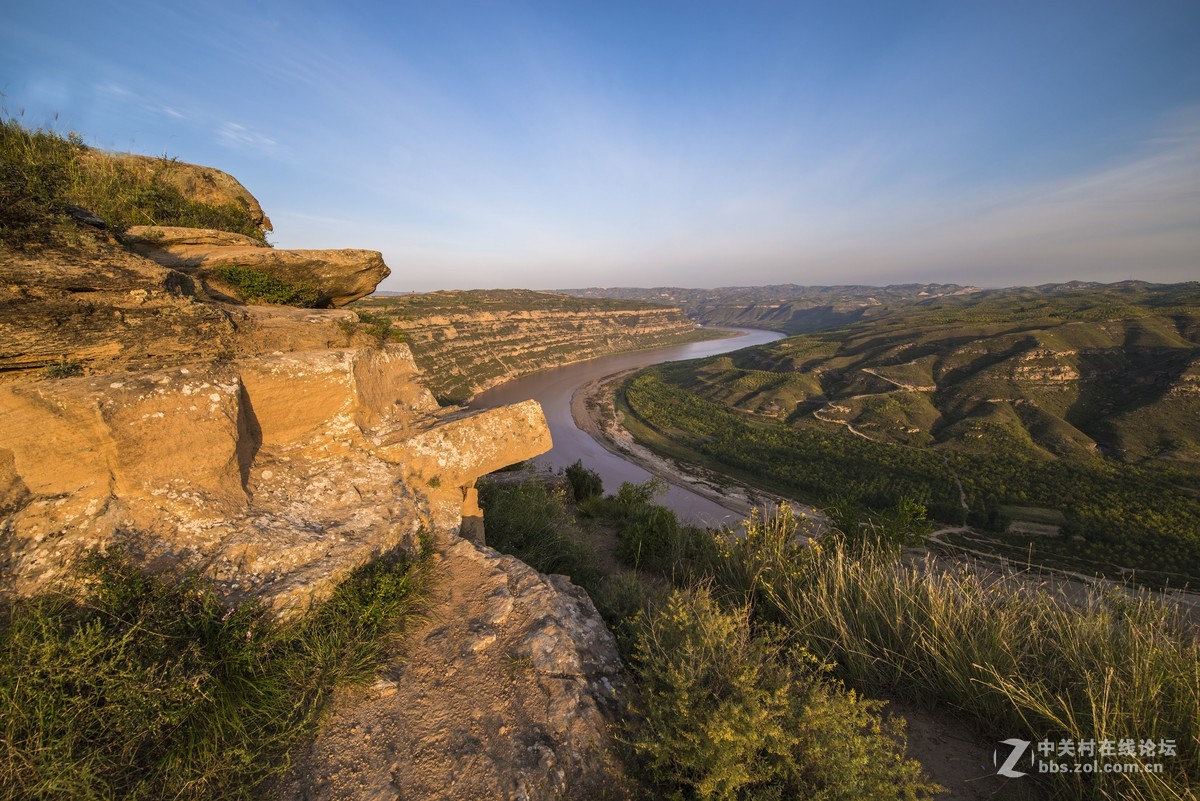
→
(235, 383, 263, 496)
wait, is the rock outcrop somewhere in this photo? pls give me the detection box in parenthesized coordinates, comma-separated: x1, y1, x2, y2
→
(79, 150, 273, 232)
(2, 153, 636, 798)
(125, 225, 389, 308)
(0, 341, 551, 615)
(280, 531, 629, 800)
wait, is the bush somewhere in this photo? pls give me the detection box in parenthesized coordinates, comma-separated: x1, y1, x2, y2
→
(618, 505, 680, 570)
(827, 496, 933, 553)
(348, 310, 408, 346)
(41, 358, 83, 379)
(565, 460, 604, 502)
(627, 585, 940, 800)
(476, 479, 602, 591)
(616, 478, 665, 509)
(0, 546, 428, 800)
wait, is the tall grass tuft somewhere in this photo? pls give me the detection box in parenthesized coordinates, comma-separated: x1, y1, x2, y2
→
(1, 118, 265, 248)
(711, 506, 1199, 801)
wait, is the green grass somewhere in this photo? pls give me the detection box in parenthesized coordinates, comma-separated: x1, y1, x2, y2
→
(702, 508, 1200, 801)
(479, 473, 1199, 801)
(213, 265, 318, 307)
(1, 118, 265, 248)
(0, 544, 430, 800)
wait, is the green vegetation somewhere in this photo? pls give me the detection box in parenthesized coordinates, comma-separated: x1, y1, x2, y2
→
(1, 119, 265, 248)
(706, 510, 1199, 801)
(476, 478, 604, 593)
(624, 368, 1200, 583)
(212, 265, 318, 307)
(336, 310, 409, 346)
(628, 586, 940, 800)
(41, 358, 83, 379)
(479, 477, 943, 799)
(479, 474, 1200, 801)
(565, 460, 604, 501)
(0, 545, 429, 800)
(614, 281, 1200, 584)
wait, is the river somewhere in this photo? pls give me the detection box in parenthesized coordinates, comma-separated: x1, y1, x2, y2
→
(470, 328, 784, 527)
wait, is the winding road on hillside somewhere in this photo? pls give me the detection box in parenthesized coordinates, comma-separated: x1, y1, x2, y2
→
(470, 328, 784, 526)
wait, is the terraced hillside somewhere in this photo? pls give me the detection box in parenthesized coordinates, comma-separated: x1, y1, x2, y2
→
(354, 290, 711, 402)
(618, 282, 1200, 583)
(562, 283, 981, 333)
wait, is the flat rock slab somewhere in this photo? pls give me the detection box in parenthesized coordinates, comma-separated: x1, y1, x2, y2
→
(126, 226, 390, 308)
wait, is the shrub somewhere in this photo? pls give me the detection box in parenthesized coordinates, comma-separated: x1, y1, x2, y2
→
(476, 478, 602, 591)
(618, 505, 680, 570)
(626, 585, 940, 800)
(565, 460, 604, 502)
(349, 309, 408, 346)
(41, 358, 83, 379)
(827, 496, 933, 553)
(616, 477, 665, 509)
(213, 265, 318, 307)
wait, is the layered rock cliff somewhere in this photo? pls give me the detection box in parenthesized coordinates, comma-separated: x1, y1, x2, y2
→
(358, 289, 706, 402)
(1, 155, 632, 797)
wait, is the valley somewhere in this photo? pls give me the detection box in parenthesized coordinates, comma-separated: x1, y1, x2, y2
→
(608, 282, 1200, 585)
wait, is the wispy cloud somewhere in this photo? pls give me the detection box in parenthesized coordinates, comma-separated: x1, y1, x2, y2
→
(216, 121, 277, 152)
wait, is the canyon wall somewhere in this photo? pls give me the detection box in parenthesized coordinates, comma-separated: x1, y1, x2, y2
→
(358, 289, 705, 402)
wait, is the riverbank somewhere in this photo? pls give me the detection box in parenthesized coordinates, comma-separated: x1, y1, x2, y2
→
(571, 368, 826, 528)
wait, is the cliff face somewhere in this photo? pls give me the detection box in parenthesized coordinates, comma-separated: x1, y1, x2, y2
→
(1, 159, 633, 797)
(359, 290, 703, 402)
(0, 341, 550, 614)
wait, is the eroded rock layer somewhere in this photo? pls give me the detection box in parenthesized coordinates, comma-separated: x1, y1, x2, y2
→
(0, 342, 551, 615)
(360, 290, 703, 402)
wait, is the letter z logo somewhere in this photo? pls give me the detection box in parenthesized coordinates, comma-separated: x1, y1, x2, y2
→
(994, 738, 1031, 778)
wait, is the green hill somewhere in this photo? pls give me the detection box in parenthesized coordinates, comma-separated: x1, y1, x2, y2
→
(618, 283, 1200, 584)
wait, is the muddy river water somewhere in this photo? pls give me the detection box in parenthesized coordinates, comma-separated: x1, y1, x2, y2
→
(470, 328, 784, 527)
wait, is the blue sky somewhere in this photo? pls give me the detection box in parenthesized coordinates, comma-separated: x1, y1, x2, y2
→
(3, 1, 1199, 291)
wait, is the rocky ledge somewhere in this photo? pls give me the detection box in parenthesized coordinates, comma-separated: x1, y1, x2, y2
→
(125, 225, 390, 308)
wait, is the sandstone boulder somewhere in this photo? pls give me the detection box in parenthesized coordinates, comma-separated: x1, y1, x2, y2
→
(125, 225, 390, 307)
